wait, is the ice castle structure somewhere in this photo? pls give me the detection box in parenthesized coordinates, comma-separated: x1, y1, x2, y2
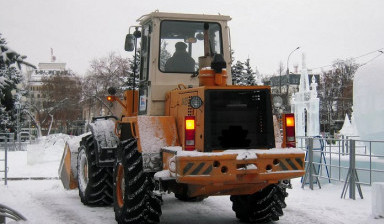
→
(353, 56, 384, 154)
(291, 55, 320, 137)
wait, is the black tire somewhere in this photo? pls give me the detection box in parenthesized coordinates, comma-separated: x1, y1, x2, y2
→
(77, 134, 113, 206)
(174, 193, 207, 202)
(230, 184, 287, 223)
(113, 139, 162, 224)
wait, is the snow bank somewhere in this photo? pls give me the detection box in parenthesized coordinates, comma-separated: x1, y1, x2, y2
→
(4, 134, 75, 178)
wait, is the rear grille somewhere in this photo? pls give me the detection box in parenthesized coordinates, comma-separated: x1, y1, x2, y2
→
(204, 89, 275, 151)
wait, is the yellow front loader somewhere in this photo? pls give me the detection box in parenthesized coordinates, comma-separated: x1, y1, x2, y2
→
(59, 11, 305, 224)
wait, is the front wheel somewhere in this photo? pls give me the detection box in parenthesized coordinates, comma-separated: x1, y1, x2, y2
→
(113, 139, 162, 224)
(77, 134, 113, 206)
(230, 184, 287, 223)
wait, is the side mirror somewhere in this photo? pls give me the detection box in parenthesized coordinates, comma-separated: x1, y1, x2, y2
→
(107, 87, 117, 95)
(125, 34, 135, 52)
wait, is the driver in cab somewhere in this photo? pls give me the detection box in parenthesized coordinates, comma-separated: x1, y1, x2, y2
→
(165, 42, 195, 73)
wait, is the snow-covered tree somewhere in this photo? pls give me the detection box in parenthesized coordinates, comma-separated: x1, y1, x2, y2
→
(254, 66, 264, 85)
(231, 51, 260, 86)
(126, 48, 140, 90)
(159, 42, 171, 71)
(232, 60, 246, 85)
(244, 58, 256, 85)
(0, 34, 25, 132)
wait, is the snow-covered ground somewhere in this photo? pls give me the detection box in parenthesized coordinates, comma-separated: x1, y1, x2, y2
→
(0, 134, 383, 224)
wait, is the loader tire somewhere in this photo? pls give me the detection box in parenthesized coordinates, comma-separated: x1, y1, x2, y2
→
(113, 139, 162, 224)
(230, 184, 287, 223)
(77, 134, 113, 206)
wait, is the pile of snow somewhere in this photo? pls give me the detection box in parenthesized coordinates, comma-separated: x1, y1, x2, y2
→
(3, 134, 79, 178)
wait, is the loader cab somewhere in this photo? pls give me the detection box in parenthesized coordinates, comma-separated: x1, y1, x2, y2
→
(126, 12, 232, 116)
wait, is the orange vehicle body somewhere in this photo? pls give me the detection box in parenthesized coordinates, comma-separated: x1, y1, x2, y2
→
(108, 68, 305, 198)
(58, 12, 306, 224)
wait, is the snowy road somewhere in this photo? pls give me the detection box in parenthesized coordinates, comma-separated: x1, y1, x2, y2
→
(1, 135, 382, 224)
(1, 179, 381, 224)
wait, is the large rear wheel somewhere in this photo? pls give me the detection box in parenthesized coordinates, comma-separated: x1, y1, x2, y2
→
(113, 139, 162, 224)
(77, 134, 113, 206)
(230, 184, 287, 223)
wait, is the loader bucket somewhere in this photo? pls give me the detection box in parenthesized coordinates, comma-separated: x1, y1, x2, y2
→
(58, 142, 78, 190)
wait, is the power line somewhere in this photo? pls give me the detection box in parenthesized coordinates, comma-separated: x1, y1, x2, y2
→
(359, 52, 384, 67)
(309, 48, 384, 71)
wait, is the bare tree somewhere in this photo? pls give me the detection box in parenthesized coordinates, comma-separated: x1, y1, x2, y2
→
(82, 52, 131, 118)
(36, 71, 82, 135)
(319, 58, 359, 133)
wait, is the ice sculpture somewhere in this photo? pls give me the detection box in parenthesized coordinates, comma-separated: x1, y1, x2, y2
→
(291, 54, 320, 138)
(353, 57, 384, 153)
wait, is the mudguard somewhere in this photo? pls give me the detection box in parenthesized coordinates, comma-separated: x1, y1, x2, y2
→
(88, 118, 120, 166)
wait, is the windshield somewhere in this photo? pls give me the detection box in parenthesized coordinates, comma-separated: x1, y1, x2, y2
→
(159, 20, 222, 73)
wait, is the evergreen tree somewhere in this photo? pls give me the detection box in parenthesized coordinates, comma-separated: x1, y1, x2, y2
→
(254, 66, 263, 85)
(232, 60, 245, 85)
(159, 41, 171, 71)
(126, 48, 141, 90)
(244, 58, 256, 85)
(0, 34, 25, 132)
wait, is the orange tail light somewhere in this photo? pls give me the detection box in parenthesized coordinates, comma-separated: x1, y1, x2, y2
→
(107, 96, 115, 102)
(185, 116, 195, 151)
(282, 113, 296, 148)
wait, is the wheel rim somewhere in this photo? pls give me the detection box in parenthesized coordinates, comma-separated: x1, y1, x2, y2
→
(78, 148, 89, 193)
(116, 163, 125, 208)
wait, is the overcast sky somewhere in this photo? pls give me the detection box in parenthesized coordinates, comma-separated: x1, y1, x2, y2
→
(1, 0, 383, 76)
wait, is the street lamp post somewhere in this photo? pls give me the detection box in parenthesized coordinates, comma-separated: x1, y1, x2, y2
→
(282, 46, 300, 113)
(286, 47, 300, 77)
(15, 102, 21, 150)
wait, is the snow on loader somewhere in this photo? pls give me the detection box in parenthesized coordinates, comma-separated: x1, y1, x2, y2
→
(59, 11, 305, 224)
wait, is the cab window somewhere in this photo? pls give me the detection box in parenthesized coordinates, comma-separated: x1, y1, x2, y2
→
(159, 20, 222, 73)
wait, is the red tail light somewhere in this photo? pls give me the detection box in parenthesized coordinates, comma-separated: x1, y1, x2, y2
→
(282, 113, 296, 148)
(185, 116, 195, 151)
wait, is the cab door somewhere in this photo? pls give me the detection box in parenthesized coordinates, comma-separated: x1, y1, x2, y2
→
(138, 23, 151, 115)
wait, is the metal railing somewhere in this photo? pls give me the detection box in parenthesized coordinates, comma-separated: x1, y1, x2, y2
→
(0, 136, 9, 185)
(0, 133, 29, 151)
(0, 133, 16, 151)
(298, 136, 384, 200)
